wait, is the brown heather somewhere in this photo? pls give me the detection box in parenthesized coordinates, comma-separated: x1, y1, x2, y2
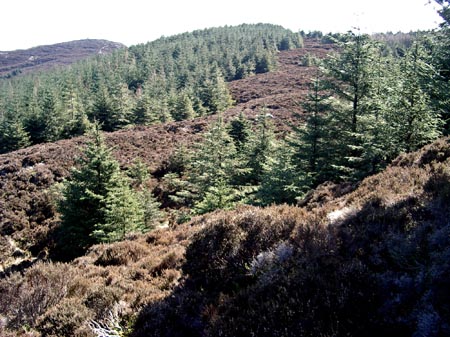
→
(1, 41, 449, 336)
(0, 40, 326, 269)
(131, 138, 450, 337)
(1, 137, 450, 335)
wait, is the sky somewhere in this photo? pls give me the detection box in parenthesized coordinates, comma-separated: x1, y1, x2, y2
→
(0, 0, 443, 51)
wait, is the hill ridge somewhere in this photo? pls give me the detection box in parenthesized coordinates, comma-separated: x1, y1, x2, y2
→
(0, 39, 125, 78)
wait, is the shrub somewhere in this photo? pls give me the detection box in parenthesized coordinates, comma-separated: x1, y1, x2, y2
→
(36, 298, 92, 337)
(0, 262, 75, 329)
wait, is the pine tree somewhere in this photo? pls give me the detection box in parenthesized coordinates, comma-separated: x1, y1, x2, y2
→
(228, 112, 251, 152)
(200, 68, 233, 113)
(172, 91, 196, 121)
(433, 1, 450, 133)
(90, 84, 116, 131)
(110, 82, 134, 129)
(91, 175, 144, 243)
(193, 178, 237, 214)
(132, 91, 162, 125)
(60, 87, 90, 137)
(39, 87, 62, 142)
(290, 70, 333, 186)
(58, 123, 145, 259)
(242, 112, 277, 186)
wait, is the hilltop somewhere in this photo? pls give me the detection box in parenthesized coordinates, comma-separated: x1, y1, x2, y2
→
(0, 39, 125, 78)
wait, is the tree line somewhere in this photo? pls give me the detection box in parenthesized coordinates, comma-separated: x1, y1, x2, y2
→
(0, 24, 303, 153)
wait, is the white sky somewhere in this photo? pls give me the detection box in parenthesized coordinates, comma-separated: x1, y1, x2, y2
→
(0, 0, 443, 51)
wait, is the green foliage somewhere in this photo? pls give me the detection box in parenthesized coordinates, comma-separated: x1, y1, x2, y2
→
(289, 70, 334, 186)
(319, 32, 442, 181)
(187, 117, 242, 214)
(0, 111, 30, 154)
(91, 176, 145, 243)
(389, 41, 442, 152)
(256, 140, 299, 205)
(138, 189, 163, 228)
(0, 24, 302, 153)
(193, 178, 238, 214)
(57, 124, 145, 258)
(228, 112, 251, 151)
(241, 112, 277, 186)
(199, 68, 234, 114)
(127, 159, 150, 187)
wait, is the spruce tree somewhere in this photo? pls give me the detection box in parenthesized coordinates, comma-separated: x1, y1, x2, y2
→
(256, 139, 299, 205)
(200, 68, 233, 114)
(228, 112, 251, 152)
(172, 91, 196, 121)
(242, 112, 277, 186)
(91, 175, 144, 243)
(321, 32, 384, 180)
(290, 70, 333, 186)
(90, 84, 116, 131)
(132, 93, 160, 125)
(0, 111, 30, 154)
(58, 123, 145, 259)
(187, 116, 241, 214)
(391, 41, 442, 152)
(434, 0, 450, 133)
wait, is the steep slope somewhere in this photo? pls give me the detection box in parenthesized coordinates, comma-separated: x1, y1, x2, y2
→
(131, 137, 450, 337)
(0, 39, 125, 78)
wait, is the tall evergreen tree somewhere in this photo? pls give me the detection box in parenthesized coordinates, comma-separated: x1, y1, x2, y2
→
(390, 41, 442, 152)
(58, 123, 144, 259)
(290, 70, 333, 186)
(187, 116, 241, 214)
(321, 32, 384, 180)
(242, 112, 277, 186)
(434, 0, 450, 133)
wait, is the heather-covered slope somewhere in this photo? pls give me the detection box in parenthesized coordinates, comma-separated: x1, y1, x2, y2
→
(131, 138, 450, 337)
(1, 137, 450, 336)
(1, 35, 449, 336)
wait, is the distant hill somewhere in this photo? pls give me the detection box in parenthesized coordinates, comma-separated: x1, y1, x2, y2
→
(0, 39, 125, 78)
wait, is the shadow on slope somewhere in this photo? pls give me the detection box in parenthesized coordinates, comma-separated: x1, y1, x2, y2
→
(131, 141, 450, 337)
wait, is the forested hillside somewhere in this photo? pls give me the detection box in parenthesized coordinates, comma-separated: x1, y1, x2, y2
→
(1, 2, 450, 335)
(0, 24, 302, 153)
